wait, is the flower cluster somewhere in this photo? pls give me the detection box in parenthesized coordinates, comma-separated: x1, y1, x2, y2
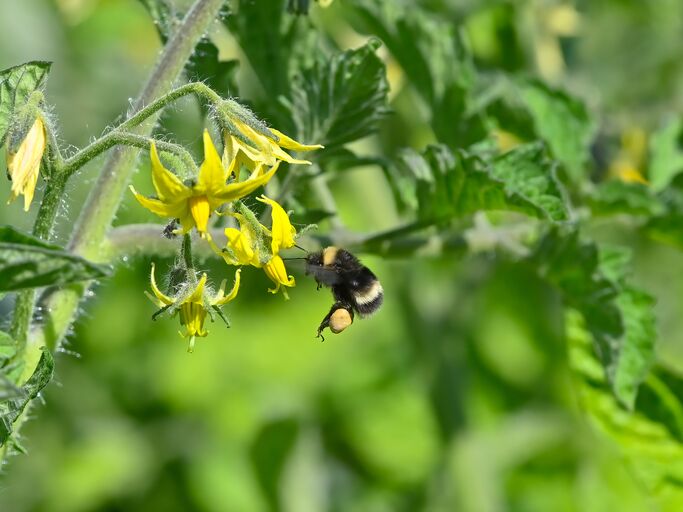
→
(133, 121, 321, 350)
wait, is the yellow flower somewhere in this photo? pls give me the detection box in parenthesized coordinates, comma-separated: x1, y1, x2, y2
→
(215, 195, 296, 296)
(7, 117, 46, 211)
(609, 127, 649, 185)
(223, 118, 322, 171)
(148, 263, 241, 352)
(130, 130, 280, 236)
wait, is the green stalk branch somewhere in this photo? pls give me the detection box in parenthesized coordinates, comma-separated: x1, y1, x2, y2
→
(117, 81, 223, 131)
(25, 0, 227, 369)
(64, 132, 197, 176)
(9, 174, 68, 344)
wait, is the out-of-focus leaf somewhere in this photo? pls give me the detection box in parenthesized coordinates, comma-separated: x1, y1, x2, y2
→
(227, 0, 304, 102)
(568, 311, 683, 502)
(250, 417, 299, 511)
(491, 143, 568, 221)
(391, 143, 568, 223)
(0, 331, 15, 360)
(0, 348, 54, 445)
(588, 181, 664, 217)
(0, 226, 110, 292)
(533, 231, 655, 408)
(649, 118, 683, 192)
(518, 79, 594, 183)
(137, 0, 177, 40)
(644, 174, 683, 249)
(345, 0, 487, 146)
(186, 39, 239, 106)
(0, 61, 51, 146)
(284, 40, 390, 150)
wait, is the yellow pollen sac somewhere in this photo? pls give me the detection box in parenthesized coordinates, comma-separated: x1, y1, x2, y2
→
(329, 308, 353, 334)
(188, 195, 211, 235)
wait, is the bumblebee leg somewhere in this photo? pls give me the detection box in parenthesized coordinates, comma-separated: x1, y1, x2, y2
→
(316, 302, 354, 340)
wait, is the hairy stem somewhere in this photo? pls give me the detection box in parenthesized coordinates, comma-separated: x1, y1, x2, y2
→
(64, 132, 198, 176)
(9, 174, 68, 344)
(27, 0, 226, 375)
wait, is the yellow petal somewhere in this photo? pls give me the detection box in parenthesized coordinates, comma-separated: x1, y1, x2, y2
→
(214, 268, 241, 305)
(225, 227, 257, 266)
(130, 185, 187, 218)
(7, 118, 46, 211)
(270, 128, 323, 151)
(198, 130, 228, 195)
(150, 263, 173, 305)
(256, 195, 296, 253)
(213, 161, 280, 203)
(150, 143, 189, 201)
(263, 255, 295, 294)
(188, 195, 211, 234)
(186, 273, 207, 304)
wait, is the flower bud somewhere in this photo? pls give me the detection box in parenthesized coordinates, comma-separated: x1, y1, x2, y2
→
(6, 117, 46, 211)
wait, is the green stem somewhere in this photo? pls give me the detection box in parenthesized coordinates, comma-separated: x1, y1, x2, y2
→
(28, 0, 226, 387)
(181, 233, 194, 270)
(117, 81, 223, 131)
(9, 174, 67, 345)
(63, 132, 197, 176)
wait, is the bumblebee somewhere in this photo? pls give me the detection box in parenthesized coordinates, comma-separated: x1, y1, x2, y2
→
(305, 247, 383, 339)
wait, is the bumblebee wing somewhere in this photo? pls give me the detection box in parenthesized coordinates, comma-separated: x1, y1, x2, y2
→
(305, 264, 344, 286)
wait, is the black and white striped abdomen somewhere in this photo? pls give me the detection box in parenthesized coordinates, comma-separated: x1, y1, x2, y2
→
(352, 279, 384, 317)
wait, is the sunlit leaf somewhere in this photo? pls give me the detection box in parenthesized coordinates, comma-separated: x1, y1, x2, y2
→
(533, 231, 655, 408)
(390, 143, 568, 223)
(284, 40, 390, 150)
(518, 80, 594, 183)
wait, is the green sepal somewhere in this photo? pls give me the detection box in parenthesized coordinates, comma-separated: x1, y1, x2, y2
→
(0, 61, 51, 147)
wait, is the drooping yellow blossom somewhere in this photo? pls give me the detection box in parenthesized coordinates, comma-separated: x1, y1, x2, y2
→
(148, 263, 241, 352)
(215, 195, 297, 297)
(223, 118, 322, 171)
(130, 130, 280, 236)
(609, 127, 649, 185)
(7, 117, 46, 211)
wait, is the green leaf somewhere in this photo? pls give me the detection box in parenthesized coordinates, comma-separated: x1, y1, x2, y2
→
(0, 226, 110, 292)
(644, 175, 683, 250)
(490, 143, 569, 221)
(567, 311, 683, 501)
(250, 417, 299, 511)
(345, 0, 486, 146)
(226, 0, 304, 102)
(0, 61, 51, 146)
(0, 331, 15, 360)
(390, 143, 568, 222)
(518, 79, 594, 182)
(0, 347, 54, 445)
(649, 118, 683, 192)
(532, 231, 656, 408)
(588, 181, 664, 217)
(284, 40, 390, 150)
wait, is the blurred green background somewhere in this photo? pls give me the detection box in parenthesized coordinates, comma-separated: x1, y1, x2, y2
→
(1, 0, 683, 511)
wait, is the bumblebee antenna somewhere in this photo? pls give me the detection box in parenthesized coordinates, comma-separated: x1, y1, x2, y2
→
(282, 257, 307, 261)
(294, 244, 307, 253)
